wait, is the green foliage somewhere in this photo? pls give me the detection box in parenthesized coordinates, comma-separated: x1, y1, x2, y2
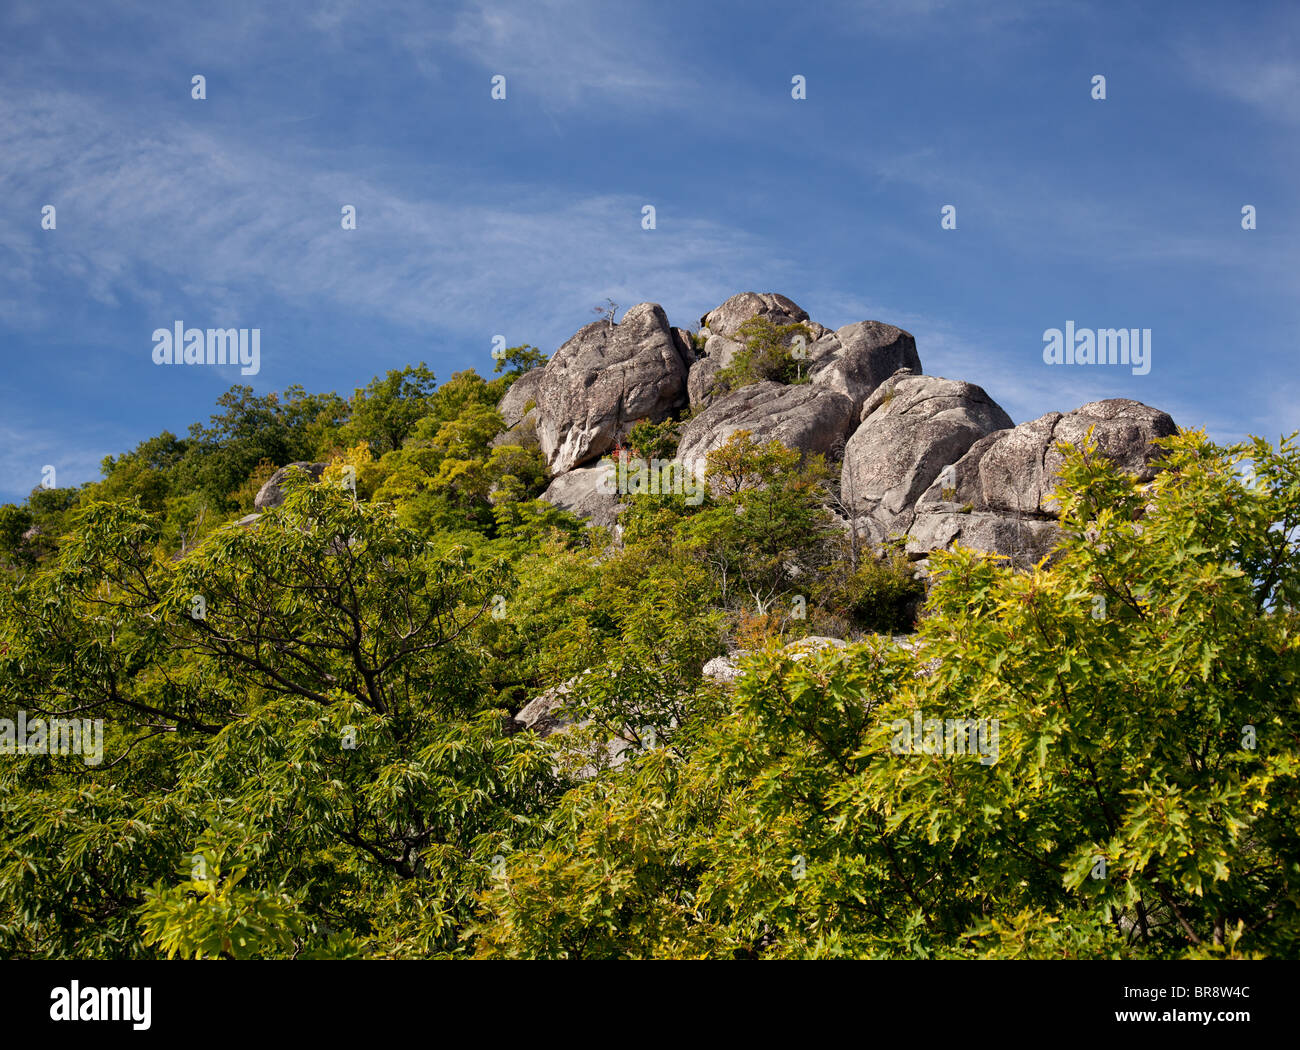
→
(684, 431, 833, 616)
(138, 827, 311, 960)
(828, 545, 924, 633)
(4, 342, 1296, 961)
(342, 364, 436, 455)
(475, 542, 612, 710)
(25, 485, 81, 544)
(492, 344, 546, 380)
(474, 430, 1300, 959)
(626, 417, 680, 461)
(176, 385, 348, 511)
(714, 316, 813, 392)
(0, 481, 560, 958)
(0, 504, 34, 567)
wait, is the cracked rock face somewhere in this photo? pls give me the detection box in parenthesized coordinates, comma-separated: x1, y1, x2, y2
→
(685, 333, 748, 409)
(534, 302, 689, 476)
(676, 380, 856, 468)
(840, 373, 1013, 538)
(905, 506, 1062, 567)
(924, 399, 1178, 518)
(808, 321, 922, 418)
(497, 366, 544, 430)
(687, 353, 724, 409)
(908, 399, 1178, 565)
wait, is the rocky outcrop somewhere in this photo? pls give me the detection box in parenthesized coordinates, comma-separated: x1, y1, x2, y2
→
(686, 332, 749, 408)
(699, 292, 816, 340)
(784, 635, 849, 659)
(540, 463, 623, 529)
(841, 372, 1013, 540)
(687, 353, 724, 409)
(808, 321, 922, 418)
(906, 504, 1061, 567)
(498, 291, 1180, 569)
(702, 653, 745, 684)
(956, 399, 1177, 517)
(676, 381, 856, 468)
(907, 399, 1178, 565)
(671, 327, 698, 367)
(497, 367, 544, 430)
(491, 406, 540, 451)
(513, 680, 578, 737)
(255, 462, 327, 510)
(534, 302, 688, 476)
(702, 636, 850, 686)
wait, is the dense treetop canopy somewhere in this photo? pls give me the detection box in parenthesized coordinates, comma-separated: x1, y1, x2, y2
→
(1, 357, 1296, 959)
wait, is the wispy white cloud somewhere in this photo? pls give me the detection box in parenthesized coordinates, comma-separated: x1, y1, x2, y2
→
(1, 0, 709, 115)
(0, 88, 779, 356)
(1177, 22, 1300, 126)
(846, 141, 1300, 301)
(446, 0, 697, 109)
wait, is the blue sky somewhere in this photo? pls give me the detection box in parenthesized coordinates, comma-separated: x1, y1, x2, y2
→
(2, 0, 1297, 502)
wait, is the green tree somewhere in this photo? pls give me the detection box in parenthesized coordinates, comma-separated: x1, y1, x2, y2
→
(714, 316, 813, 392)
(493, 344, 546, 381)
(684, 431, 832, 614)
(475, 430, 1300, 959)
(0, 504, 35, 567)
(178, 385, 348, 509)
(0, 476, 559, 958)
(626, 417, 680, 461)
(344, 364, 436, 455)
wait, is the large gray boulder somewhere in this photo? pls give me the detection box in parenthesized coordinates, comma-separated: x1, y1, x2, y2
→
(497, 367, 545, 429)
(808, 321, 922, 418)
(690, 291, 820, 408)
(687, 353, 724, 409)
(907, 429, 1052, 565)
(906, 507, 1061, 567)
(701, 332, 747, 371)
(925, 398, 1178, 518)
(689, 295, 913, 416)
(671, 327, 698, 367)
(513, 680, 578, 738)
(541, 463, 624, 529)
(840, 373, 1013, 538)
(676, 381, 856, 469)
(685, 333, 747, 409)
(490, 405, 541, 451)
(699, 292, 816, 340)
(911, 429, 1007, 511)
(493, 368, 545, 451)
(907, 399, 1178, 565)
(254, 462, 327, 510)
(535, 302, 688, 476)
